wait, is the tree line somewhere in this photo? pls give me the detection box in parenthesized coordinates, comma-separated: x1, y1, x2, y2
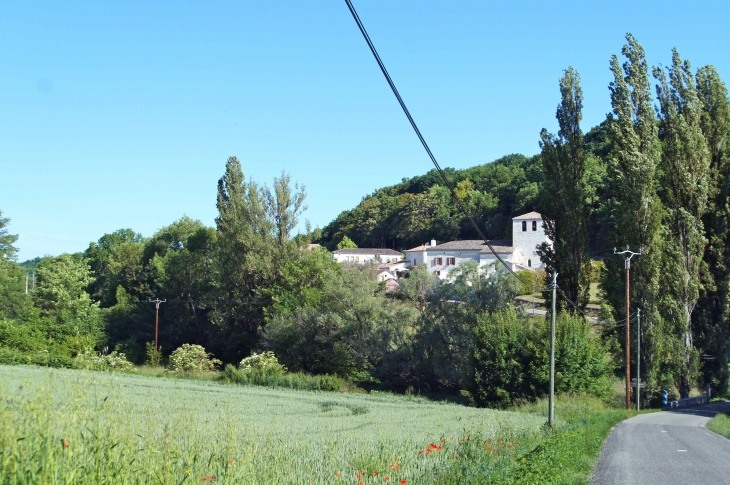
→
(1, 34, 728, 405)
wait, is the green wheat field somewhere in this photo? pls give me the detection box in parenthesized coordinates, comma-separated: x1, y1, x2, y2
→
(0, 365, 548, 484)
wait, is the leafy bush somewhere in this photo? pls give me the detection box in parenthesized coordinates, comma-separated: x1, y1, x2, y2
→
(239, 351, 286, 376)
(467, 309, 528, 407)
(223, 364, 349, 392)
(515, 269, 546, 296)
(468, 309, 612, 407)
(0, 347, 77, 368)
(75, 348, 135, 372)
(588, 259, 605, 283)
(167, 344, 222, 374)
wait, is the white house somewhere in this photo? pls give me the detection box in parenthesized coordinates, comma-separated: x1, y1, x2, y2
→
(377, 260, 407, 282)
(404, 211, 551, 280)
(403, 240, 436, 268)
(332, 248, 404, 265)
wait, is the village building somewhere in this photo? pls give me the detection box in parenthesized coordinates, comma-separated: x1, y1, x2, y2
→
(403, 211, 551, 280)
(331, 248, 404, 265)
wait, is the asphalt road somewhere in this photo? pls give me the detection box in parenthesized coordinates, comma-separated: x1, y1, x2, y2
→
(592, 401, 730, 485)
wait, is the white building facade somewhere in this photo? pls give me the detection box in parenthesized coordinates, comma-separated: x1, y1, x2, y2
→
(403, 211, 551, 280)
(510, 211, 551, 270)
(332, 248, 404, 265)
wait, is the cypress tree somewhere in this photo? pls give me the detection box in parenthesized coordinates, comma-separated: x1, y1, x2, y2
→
(537, 67, 590, 312)
(653, 49, 712, 396)
(603, 34, 664, 395)
(693, 66, 730, 391)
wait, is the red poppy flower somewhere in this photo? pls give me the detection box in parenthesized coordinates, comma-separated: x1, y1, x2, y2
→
(426, 448, 433, 454)
(430, 443, 438, 449)
(455, 456, 459, 460)
(384, 476, 390, 481)
(440, 439, 445, 443)
(336, 472, 340, 478)
(360, 482, 364, 485)
(201, 477, 207, 482)
(400, 481, 407, 485)
(209, 475, 216, 482)
(373, 471, 379, 476)
(63, 440, 69, 449)
(419, 450, 424, 455)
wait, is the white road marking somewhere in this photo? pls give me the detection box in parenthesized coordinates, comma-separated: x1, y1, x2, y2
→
(661, 431, 667, 433)
(677, 450, 687, 452)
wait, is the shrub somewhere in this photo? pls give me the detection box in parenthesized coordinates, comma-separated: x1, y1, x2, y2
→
(75, 348, 136, 372)
(515, 269, 546, 296)
(0, 347, 77, 368)
(588, 259, 605, 283)
(467, 308, 528, 407)
(239, 351, 286, 376)
(468, 309, 612, 407)
(167, 344, 222, 374)
(223, 364, 348, 392)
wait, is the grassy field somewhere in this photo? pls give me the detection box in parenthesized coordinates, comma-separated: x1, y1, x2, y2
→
(0, 365, 634, 484)
(707, 412, 730, 440)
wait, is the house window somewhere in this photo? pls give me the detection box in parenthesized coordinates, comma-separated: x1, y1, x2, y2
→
(414, 258, 417, 266)
(447, 257, 456, 265)
(528, 259, 532, 268)
(532, 220, 537, 231)
(433, 270, 440, 276)
(522, 221, 527, 231)
(437, 257, 443, 265)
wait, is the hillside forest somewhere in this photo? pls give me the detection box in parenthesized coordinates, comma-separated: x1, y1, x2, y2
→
(1, 34, 729, 406)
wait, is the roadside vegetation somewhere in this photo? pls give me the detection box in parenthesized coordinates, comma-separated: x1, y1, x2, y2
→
(0, 365, 635, 485)
(707, 412, 730, 440)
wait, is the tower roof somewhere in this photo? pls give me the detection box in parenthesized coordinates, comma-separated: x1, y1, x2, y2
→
(512, 211, 542, 220)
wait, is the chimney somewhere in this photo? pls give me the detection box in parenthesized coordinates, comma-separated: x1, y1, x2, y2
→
(430, 239, 436, 247)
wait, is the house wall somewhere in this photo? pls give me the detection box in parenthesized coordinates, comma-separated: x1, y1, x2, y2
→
(333, 253, 403, 264)
(426, 249, 481, 280)
(512, 218, 550, 269)
(479, 252, 517, 273)
(404, 249, 428, 268)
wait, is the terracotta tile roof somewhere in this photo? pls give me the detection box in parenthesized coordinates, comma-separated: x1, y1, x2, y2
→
(512, 211, 542, 220)
(378, 261, 406, 269)
(405, 244, 430, 251)
(332, 248, 403, 256)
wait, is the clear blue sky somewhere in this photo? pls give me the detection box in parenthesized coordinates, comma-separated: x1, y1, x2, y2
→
(2, 1, 728, 261)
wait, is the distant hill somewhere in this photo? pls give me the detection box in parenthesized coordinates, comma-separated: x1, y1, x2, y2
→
(317, 122, 612, 253)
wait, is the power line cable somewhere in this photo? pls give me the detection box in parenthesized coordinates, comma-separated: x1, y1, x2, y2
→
(343, 0, 540, 290)
(344, 0, 636, 326)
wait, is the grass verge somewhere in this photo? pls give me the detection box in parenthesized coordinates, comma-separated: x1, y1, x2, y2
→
(707, 412, 730, 440)
(438, 395, 638, 484)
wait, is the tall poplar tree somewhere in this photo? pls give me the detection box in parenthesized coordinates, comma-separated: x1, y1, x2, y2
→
(537, 67, 590, 312)
(213, 156, 277, 361)
(603, 34, 665, 394)
(653, 49, 712, 395)
(693, 66, 730, 390)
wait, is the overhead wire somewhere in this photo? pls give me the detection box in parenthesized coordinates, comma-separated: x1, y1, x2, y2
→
(343, 0, 536, 289)
(344, 0, 637, 326)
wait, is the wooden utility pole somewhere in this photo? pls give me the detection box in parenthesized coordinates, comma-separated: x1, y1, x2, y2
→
(614, 246, 641, 410)
(148, 298, 166, 366)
